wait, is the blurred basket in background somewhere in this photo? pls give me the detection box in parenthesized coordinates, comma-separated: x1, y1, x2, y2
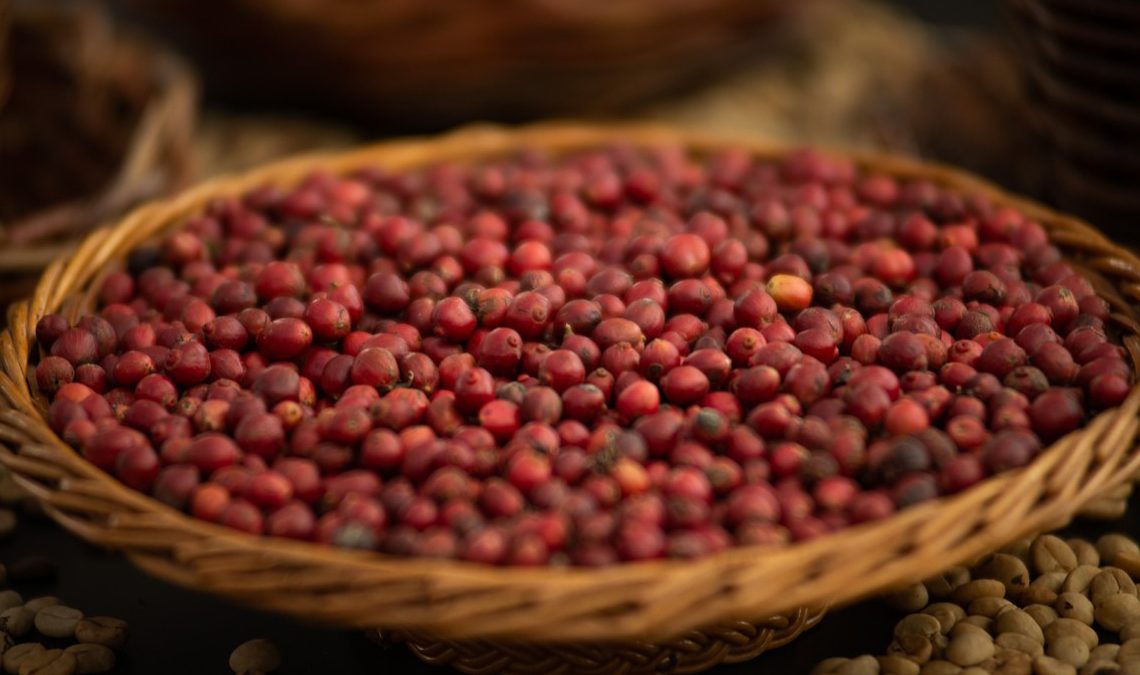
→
(112, 0, 817, 130)
(0, 1, 197, 312)
(1007, 0, 1140, 237)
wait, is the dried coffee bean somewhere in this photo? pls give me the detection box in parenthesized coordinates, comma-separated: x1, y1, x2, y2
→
(34, 607, 82, 639)
(1062, 566, 1102, 595)
(960, 615, 992, 631)
(960, 668, 988, 675)
(7, 559, 56, 585)
(996, 608, 1046, 643)
(73, 618, 127, 650)
(1044, 619, 1099, 649)
(997, 632, 1044, 657)
(836, 655, 880, 675)
(16, 648, 75, 675)
(1088, 644, 1119, 662)
(969, 596, 1013, 617)
(1055, 593, 1095, 626)
(918, 660, 962, 675)
(1033, 536, 1079, 575)
(229, 639, 280, 674)
(1096, 536, 1140, 567)
(1036, 573, 1069, 595)
(1090, 569, 1136, 604)
(1025, 604, 1060, 629)
(2, 644, 44, 675)
(887, 584, 930, 612)
(1095, 594, 1140, 632)
(21, 600, 58, 615)
(889, 635, 933, 664)
(946, 631, 995, 666)
(1119, 638, 1140, 662)
(1033, 655, 1077, 675)
(1066, 539, 1100, 568)
(878, 655, 921, 675)
(925, 603, 967, 634)
(0, 595, 21, 615)
(1122, 621, 1140, 642)
(926, 568, 971, 600)
(814, 658, 850, 674)
(1024, 585, 1061, 606)
(954, 579, 1007, 604)
(1049, 636, 1090, 667)
(1002, 538, 1033, 564)
(896, 614, 943, 640)
(991, 647, 1034, 672)
(1079, 660, 1119, 675)
(62, 645, 113, 675)
(978, 554, 1032, 596)
(950, 621, 988, 639)
(1116, 552, 1140, 581)
(0, 609, 33, 638)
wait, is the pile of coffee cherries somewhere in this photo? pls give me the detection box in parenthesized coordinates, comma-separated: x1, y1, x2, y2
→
(31, 143, 1134, 565)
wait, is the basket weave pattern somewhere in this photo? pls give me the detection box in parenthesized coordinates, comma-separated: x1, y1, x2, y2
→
(0, 125, 1138, 657)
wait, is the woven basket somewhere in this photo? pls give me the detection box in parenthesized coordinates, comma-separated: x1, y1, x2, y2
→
(0, 124, 1139, 674)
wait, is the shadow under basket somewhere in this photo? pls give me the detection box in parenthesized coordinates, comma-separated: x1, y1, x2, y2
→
(0, 124, 1139, 674)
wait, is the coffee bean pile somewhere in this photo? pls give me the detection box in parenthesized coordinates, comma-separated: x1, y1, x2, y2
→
(31, 144, 1134, 564)
(813, 533, 1140, 674)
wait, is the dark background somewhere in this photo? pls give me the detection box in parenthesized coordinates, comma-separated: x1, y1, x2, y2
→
(9, 3, 1112, 674)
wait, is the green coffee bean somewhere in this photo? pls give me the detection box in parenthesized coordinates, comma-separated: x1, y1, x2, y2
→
(814, 657, 850, 675)
(926, 568, 971, 600)
(1090, 569, 1136, 604)
(1078, 659, 1119, 675)
(1095, 594, 1140, 632)
(1034, 655, 1078, 675)
(946, 631, 994, 666)
(953, 579, 1007, 604)
(62, 645, 113, 675)
(889, 635, 933, 665)
(996, 608, 1046, 643)
(1119, 638, 1140, 662)
(887, 584, 930, 613)
(924, 603, 967, 634)
(1025, 604, 1060, 629)
(1002, 538, 1033, 563)
(836, 655, 880, 675)
(229, 639, 280, 674)
(1066, 539, 1100, 568)
(978, 554, 1032, 596)
(21, 600, 58, 615)
(2, 644, 44, 675)
(968, 596, 1013, 618)
(997, 632, 1044, 657)
(16, 648, 75, 675)
(1096, 536, 1140, 567)
(1044, 619, 1098, 649)
(1062, 566, 1102, 595)
(1048, 635, 1090, 668)
(33, 607, 82, 640)
(0, 595, 21, 616)
(1035, 573, 1069, 595)
(0, 610, 31, 639)
(1087, 643, 1119, 662)
(918, 661, 961, 675)
(960, 616, 992, 631)
(1055, 593, 1095, 626)
(73, 618, 127, 650)
(878, 655, 921, 675)
(896, 614, 943, 640)
(1034, 536, 1080, 575)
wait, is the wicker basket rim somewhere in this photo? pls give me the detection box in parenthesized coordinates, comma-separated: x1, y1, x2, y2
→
(2, 122, 1139, 643)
